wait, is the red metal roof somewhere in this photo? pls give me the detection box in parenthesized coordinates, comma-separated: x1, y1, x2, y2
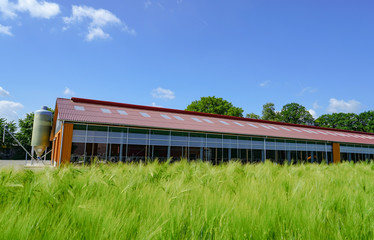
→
(55, 97, 374, 145)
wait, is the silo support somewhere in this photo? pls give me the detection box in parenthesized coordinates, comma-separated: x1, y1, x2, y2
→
(332, 143, 341, 163)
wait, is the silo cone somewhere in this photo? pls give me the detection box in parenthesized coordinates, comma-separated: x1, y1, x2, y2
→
(31, 106, 52, 157)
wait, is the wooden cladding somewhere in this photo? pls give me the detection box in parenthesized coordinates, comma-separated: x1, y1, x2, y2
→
(332, 143, 341, 163)
(61, 123, 73, 165)
(51, 123, 73, 166)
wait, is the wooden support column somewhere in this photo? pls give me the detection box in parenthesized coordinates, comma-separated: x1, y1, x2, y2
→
(332, 143, 341, 163)
(60, 123, 74, 165)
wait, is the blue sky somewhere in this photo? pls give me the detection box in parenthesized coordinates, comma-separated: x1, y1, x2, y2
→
(0, 0, 373, 123)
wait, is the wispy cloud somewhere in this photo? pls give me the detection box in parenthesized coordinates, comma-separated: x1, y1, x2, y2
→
(151, 87, 175, 100)
(312, 101, 321, 109)
(0, 86, 10, 97)
(0, 0, 60, 19)
(298, 87, 317, 96)
(0, 100, 23, 121)
(0, 24, 12, 36)
(63, 5, 135, 41)
(144, 0, 152, 8)
(327, 98, 361, 113)
(259, 80, 270, 87)
(63, 87, 75, 96)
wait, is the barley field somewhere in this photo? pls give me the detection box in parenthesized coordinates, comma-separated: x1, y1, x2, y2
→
(0, 160, 374, 239)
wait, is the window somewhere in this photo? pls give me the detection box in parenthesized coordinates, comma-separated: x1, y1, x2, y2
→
(140, 112, 150, 118)
(174, 116, 184, 121)
(161, 114, 171, 119)
(234, 122, 244, 127)
(74, 106, 85, 111)
(260, 124, 271, 129)
(117, 110, 128, 115)
(101, 108, 111, 113)
(203, 119, 214, 123)
(192, 117, 202, 122)
(219, 120, 229, 125)
(247, 123, 258, 128)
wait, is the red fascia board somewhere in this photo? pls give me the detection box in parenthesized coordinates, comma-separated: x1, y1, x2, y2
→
(70, 97, 374, 136)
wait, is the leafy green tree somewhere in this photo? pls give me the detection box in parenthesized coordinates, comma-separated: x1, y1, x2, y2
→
(186, 96, 244, 117)
(0, 118, 17, 148)
(262, 102, 280, 121)
(315, 113, 361, 131)
(16, 112, 34, 147)
(246, 113, 260, 119)
(358, 111, 374, 133)
(280, 103, 314, 125)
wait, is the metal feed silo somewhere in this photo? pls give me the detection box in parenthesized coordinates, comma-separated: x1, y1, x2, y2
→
(31, 106, 52, 157)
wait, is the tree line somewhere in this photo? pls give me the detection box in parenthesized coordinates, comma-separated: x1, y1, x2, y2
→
(186, 96, 374, 133)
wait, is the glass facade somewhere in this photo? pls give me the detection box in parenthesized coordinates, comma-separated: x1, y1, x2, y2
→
(70, 124, 374, 164)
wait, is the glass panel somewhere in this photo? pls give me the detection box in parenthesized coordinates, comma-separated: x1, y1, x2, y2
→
(73, 124, 86, 130)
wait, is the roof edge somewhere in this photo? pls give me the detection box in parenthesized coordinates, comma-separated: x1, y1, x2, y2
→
(70, 97, 374, 136)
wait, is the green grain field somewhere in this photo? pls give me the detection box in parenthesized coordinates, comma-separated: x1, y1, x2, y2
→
(1, 160, 374, 239)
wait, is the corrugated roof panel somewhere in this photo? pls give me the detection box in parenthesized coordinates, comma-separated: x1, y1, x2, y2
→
(55, 98, 374, 146)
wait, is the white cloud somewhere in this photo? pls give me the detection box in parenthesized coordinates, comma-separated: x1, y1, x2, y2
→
(327, 98, 361, 113)
(0, 100, 23, 122)
(259, 80, 270, 87)
(308, 109, 317, 118)
(151, 87, 175, 100)
(86, 27, 109, 41)
(0, 0, 17, 18)
(0, 86, 10, 97)
(63, 87, 75, 96)
(0, 24, 12, 35)
(63, 5, 134, 41)
(144, 0, 151, 8)
(0, 0, 60, 19)
(16, 0, 60, 19)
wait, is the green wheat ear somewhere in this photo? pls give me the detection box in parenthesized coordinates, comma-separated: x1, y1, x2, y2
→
(0, 161, 373, 239)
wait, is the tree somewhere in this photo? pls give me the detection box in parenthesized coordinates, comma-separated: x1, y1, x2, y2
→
(0, 118, 17, 148)
(280, 103, 314, 125)
(358, 111, 374, 133)
(262, 102, 280, 121)
(186, 96, 244, 117)
(16, 112, 34, 147)
(315, 113, 361, 131)
(246, 113, 260, 119)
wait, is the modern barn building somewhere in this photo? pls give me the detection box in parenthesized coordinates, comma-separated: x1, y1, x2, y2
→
(50, 97, 374, 166)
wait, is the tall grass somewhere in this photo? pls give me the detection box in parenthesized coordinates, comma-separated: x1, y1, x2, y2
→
(1, 160, 374, 239)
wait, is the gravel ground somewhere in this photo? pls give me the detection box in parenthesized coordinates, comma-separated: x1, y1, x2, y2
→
(0, 160, 51, 169)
